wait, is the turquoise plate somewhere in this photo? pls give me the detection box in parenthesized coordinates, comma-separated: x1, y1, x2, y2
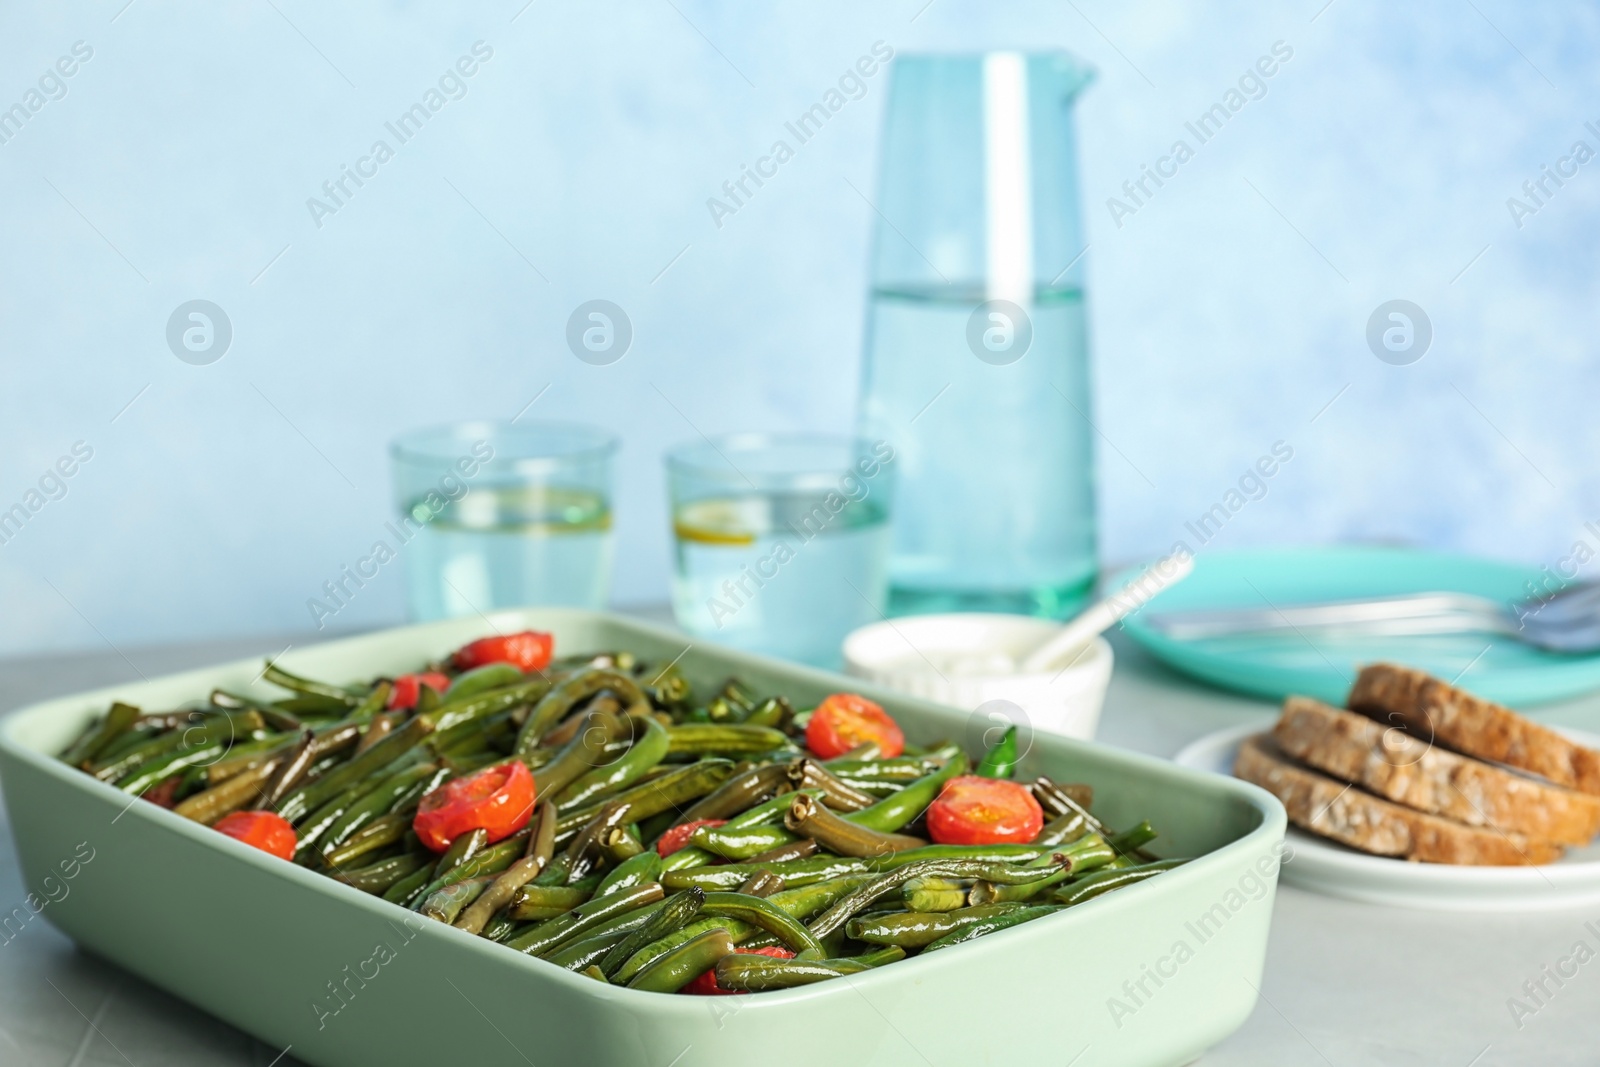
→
(1118, 546, 1600, 708)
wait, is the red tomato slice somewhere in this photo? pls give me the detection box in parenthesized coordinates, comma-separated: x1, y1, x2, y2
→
(805, 694, 904, 759)
(680, 946, 795, 995)
(451, 631, 553, 673)
(388, 672, 451, 710)
(926, 775, 1044, 845)
(214, 811, 298, 860)
(413, 761, 535, 853)
(655, 819, 727, 857)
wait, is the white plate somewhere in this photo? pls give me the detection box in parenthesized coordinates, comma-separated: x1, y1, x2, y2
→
(1174, 723, 1600, 911)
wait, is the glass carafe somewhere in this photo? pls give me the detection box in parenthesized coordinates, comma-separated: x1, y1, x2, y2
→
(857, 51, 1098, 618)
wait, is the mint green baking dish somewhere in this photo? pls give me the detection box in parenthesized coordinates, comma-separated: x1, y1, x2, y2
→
(0, 610, 1285, 1067)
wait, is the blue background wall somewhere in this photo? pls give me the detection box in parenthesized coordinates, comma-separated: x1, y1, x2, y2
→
(2, 1, 1596, 655)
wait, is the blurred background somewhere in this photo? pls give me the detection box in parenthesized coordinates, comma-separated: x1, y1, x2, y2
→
(2, 0, 1596, 657)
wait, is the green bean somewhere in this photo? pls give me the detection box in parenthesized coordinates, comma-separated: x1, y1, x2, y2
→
(614, 875, 872, 981)
(514, 671, 646, 754)
(1034, 807, 1092, 847)
(1055, 859, 1187, 906)
(1109, 821, 1160, 863)
(785, 793, 925, 858)
(970, 835, 1114, 903)
(208, 720, 361, 785)
(807, 856, 1069, 939)
(109, 711, 265, 792)
(555, 717, 669, 812)
(354, 715, 394, 757)
(381, 863, 434, 905)
(603, 825, 644, 863)
(279, 716, 435, 823)
(921, 904, 1060, 951)
(673, 763, 789, 825)
(847, 752, 968, 834)
(174, 758, 279, 824)
(335, 852, 428, 894)
(847, 903, 1027, 947)
(787, 758, 878, 812)
(421, 874, 495, 923)
(61, 702, 140, 767)
(665, 724, 788, 757)
(663, 855, 871, 892)
(255, 729, 317, 810)
(114, 740, 222, 797)
(422, 677, 552, 739)
(611, 916, 746, 982)
(263, 662, 364, 707)
(864, 843, 1048, 869)
(692, 824, 795, 860)
(533, 895, 671, 958)
(88, 723, 163, 770)
(594, 848, 662, 897)
(700, 891, 825, 957)
(737, 870, 785, 898)
(546, 928, 632, 971)
(434, 827, 490, 879)
(975, 725, 1019, 779)
(1032, 776, 1102, 828)
(507, 879, 602, 921)
(822, 757, 932, 784)
(319, 763, 443, 859)
(324, 812, 412, 868)
(903, 876, 968, 912)
(661, 846, 718, 873)
(454, 800, 560, 935)
(711, 952, 892, 992)
(638, 661, 690, 708)
(557, 759, 735, 842)
(445, 664, 526, 702)
(690, 789, 826, 859)
(530, 710, 628, 798)
(626, 928, 734, 993)
(747, 839, 819, 865)
(599, 888, 705, 977)
(505, 882, 666, 957)
(402, 828, 531, 908)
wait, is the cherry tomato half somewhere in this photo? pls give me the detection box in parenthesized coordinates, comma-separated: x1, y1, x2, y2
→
(388, 672, 451, 710)
(451, 631, 553, 674)
(681, 946, 795, 995)
(805, 693, 904, 760)
(656, 818, 727, 857)
(413, 760, 535, 853)
(926, 775, 1044, 846)
(214, 811, 297, 860)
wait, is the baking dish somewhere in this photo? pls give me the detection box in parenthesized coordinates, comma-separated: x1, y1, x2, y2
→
(0, 609, 1285, 1067)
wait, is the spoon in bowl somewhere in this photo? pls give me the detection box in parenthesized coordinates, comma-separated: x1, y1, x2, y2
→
(1019, 553, 1196, 673)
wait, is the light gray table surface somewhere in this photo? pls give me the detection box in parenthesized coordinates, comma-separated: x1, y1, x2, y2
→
(2, 621, 1599, 1067)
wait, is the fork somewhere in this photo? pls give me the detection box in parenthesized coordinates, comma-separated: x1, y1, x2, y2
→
(1143, 580, 1600, 654)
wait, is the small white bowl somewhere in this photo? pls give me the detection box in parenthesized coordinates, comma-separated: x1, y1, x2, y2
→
(841, 613, 1113, 741)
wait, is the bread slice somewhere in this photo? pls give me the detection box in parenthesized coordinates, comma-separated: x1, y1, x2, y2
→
(1233, 733, 1563, 865)
(1349, 663, 1600, 795)
(1273, 697, 1600, 845)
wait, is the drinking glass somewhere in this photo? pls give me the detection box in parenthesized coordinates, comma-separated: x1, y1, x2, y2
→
(857, 51, 1100, 619)
(390, 421, 616, 620)
(666, 434, 895, 668)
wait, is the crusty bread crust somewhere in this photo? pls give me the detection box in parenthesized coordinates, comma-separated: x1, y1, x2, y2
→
(1348, 663, 1600, 795)
(1274, 697, 1600, 845)
(1233, 734, 1563, 866)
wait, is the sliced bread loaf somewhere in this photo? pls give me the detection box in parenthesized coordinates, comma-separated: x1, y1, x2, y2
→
(1273, 696, 1600, 845)
(1233, 733, 1563, 866)
(1348, 663, 1600, 795)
